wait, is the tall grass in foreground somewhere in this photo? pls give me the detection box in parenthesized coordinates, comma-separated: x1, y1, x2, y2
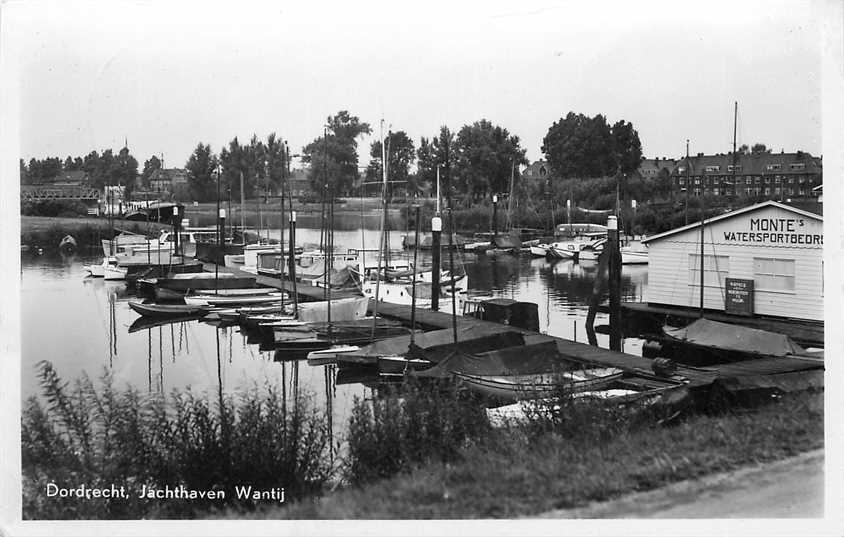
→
(344, 378, 490, 485)
(277, 388, 822, 519)
(22, 361, 334, 519)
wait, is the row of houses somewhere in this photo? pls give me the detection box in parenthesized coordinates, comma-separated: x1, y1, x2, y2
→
(522, 150, 822, 201)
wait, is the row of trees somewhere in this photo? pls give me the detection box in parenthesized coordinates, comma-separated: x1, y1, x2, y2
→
(21, 148, 139, 197)
(21, 109, 681, 209)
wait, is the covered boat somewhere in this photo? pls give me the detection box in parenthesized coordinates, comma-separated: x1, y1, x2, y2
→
(658, 317, 808, 366)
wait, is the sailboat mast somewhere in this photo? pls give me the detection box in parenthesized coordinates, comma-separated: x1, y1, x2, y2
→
(371, 120, 388, 333)
(506, 160, 515, 231)
(436, 167, 441, 214)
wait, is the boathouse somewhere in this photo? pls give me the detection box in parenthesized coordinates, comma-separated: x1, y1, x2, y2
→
(641, 200, 823, 322)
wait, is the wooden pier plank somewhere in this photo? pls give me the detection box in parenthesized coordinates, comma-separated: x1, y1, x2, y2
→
(201, 262, 818, 388)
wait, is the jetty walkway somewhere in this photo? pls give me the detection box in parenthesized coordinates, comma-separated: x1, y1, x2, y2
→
(202, 263, 822, 389)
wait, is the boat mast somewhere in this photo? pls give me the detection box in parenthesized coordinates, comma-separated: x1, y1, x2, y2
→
(371, 120, 388, 336)
(506, 160, 515, 232)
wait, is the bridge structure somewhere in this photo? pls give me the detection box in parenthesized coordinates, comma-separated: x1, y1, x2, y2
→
(21, 185, 102, 202)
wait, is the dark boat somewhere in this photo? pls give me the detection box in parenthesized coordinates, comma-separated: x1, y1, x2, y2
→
(128, 301, 210, 318)
(655, 317, 816, 366)
(154, 273, 257, 292)
(334, 323, 526, 367)
(128, 313, 206, 333)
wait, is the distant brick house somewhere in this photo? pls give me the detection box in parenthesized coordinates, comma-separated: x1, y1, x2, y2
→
(148, 168, 188, 193)
(670, 151, 822, 200)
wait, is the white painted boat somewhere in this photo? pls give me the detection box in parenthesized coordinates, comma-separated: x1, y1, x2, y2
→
(84, 256, 118, 277)
(184, 293, 283, 306)
(545, 241, 581, 260)
(529, 244, 550, 257)
(307, 345, 361, 365)
(103, 264, 128, 280)
(192, 287, 278, 297)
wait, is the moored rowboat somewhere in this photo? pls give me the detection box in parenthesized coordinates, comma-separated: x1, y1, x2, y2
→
(128, 301, 210, 318)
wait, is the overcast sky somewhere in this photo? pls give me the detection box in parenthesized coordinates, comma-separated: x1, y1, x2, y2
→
(5, 0, 825, 170)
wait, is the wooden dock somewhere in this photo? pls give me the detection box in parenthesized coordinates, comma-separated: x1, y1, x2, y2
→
(613, 301, 824, 348)
(203, 262, 822, 388)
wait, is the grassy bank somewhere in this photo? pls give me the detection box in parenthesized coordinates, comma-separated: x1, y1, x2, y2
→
(20, 216, 170, 251)
(22, 361, 822, 520)
(257, 388, 822, 519)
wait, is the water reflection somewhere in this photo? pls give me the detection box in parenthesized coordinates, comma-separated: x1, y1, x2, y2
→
(22, 236, 650, 441)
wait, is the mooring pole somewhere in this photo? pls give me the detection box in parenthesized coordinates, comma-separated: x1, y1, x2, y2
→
(430, 213, 442, 311)
(492, 194, 498, 237)
(172, 205, 180, 257)
(448, 208, 458, 345)
(607, 215, 622, 351)
(216, 208, 225, 295)
(409, 206, 421, 338)
(289, 211, 298, 315)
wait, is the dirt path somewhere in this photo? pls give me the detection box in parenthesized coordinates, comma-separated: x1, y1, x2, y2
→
(536, 449, 824, 518)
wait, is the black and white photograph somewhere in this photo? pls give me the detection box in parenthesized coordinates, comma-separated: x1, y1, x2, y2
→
(1, 0, 842, 534)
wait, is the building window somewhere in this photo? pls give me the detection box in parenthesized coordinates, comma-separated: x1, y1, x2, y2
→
(727, 165, 742, 172)
(766, 163, 782, 171)
(713, 188, 720, 196)
(745, 177, 752, 185)
(799, 188, 805, 196)
(774, 187, 781, 195)
(764, 176, 771, 184)
(753, 258, 795, 292)
(775, 176, 782, 183)
(694, 188, 701, 196)
(713, 177, 720, 185)
(678, 178, 685, 185)
(705, 165, 721, 172)
(725, 188, 732, 196)
(678, 167, 686, 173)
(689, 254, 730, 288)
(754, 176, 761, 184)
(764, 187, 771, 195)
(694, 178, 700, 185)
(790, 163, 805, 170)
(788, 177, 795, 184)
(799, 177, 805, 183)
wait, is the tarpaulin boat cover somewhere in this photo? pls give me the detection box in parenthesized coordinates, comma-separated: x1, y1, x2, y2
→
(346, 323, 525, 362)
(663, 318, 805, 357)
(416, 340, 565, 379)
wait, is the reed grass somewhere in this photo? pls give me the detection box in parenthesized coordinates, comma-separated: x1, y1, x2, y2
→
(21, 361, 334, 519)
(270, 388, 822, 518)
(343, 378, 490, 485)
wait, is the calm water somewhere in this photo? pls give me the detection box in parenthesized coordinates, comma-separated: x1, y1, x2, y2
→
(20, 225, 648, 438)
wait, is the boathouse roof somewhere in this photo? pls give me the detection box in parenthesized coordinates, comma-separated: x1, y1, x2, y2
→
(641, 200, 823, 244)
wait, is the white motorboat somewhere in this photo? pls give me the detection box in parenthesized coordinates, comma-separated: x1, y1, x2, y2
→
(529, 244, 550, 257)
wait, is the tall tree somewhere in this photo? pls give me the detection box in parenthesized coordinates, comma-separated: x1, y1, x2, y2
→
(185, 143, 219, 202)
(219, 136, 267, 200)
(115, 146, 138, 198)
(452, 119, 527, 201)
(302, 110, 371, 196)
(141, 155, 162, 188)
(611, 120, 643, 175)
(416, 126, 457, 203)
(542, 112, 643, 179)
(366, 130, 416, 197)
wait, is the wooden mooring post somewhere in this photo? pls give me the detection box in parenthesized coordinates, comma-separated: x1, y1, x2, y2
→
(430, 213, 442, 311)
(607, 215, 622, 351)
